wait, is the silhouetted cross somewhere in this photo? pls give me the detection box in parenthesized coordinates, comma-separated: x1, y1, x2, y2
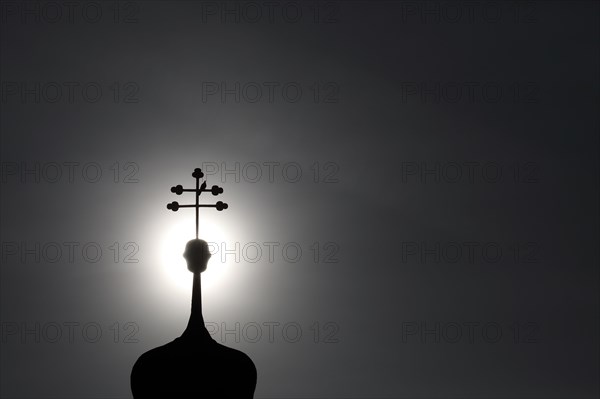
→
(167, 168, 228, 238)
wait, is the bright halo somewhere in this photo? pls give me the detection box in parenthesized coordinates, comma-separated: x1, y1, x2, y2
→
(160, 217, 230, 290)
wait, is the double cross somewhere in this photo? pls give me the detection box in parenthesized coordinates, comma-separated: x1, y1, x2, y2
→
(167, 168, 228, 238)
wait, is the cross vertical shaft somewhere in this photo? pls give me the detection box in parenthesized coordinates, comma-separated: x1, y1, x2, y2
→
(195, 175, 199, 239)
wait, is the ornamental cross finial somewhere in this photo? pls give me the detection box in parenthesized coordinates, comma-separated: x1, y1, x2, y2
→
(167, 168, 228, 239)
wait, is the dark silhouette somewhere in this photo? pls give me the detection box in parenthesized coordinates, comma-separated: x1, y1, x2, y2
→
(131, 169, 257, 398)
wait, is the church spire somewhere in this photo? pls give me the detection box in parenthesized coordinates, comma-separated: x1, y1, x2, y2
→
(181, 272, 210, 340)
(166, 168, 228, 341)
